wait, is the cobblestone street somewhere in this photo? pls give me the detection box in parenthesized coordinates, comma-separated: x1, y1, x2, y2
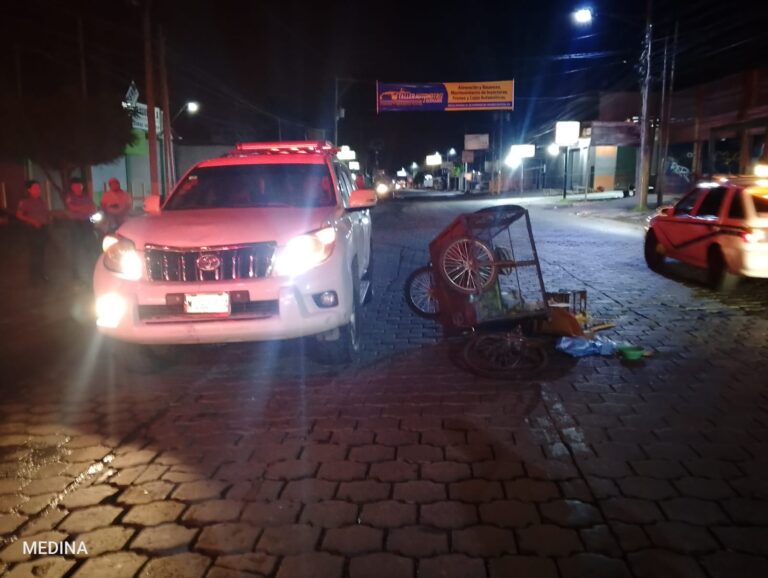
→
(2, 197, 768, 578)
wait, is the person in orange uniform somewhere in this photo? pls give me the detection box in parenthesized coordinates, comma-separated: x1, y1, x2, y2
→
(65, 178, 98, 286)
(16, 180, 51, 285)
(100, 177, 132, 230)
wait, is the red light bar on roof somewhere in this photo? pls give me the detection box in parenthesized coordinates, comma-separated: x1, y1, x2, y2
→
(234, 141, 337, 153)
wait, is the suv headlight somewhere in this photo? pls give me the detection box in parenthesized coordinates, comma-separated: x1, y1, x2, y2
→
(272, 227, 336, 277)
(375, 183, 389, 195)
(102, 235, 143, 280)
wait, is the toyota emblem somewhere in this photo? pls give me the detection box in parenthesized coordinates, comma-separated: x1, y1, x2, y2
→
(196, 253, 221, 272)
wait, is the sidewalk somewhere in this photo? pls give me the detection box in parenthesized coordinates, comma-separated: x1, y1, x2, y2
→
(554, 192, 683, 228)
(500, 189, 684, 228)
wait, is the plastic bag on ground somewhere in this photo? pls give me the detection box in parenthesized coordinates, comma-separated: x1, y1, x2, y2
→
(556, 336, 621, 357)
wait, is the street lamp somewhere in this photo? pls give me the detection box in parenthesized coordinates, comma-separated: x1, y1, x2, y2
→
(410, 162, 419, 183)
(172, 101, 200, 123)
(504, 154, 522, 170)
(572, 7, 593, 25)
(506, 145, 535, 192)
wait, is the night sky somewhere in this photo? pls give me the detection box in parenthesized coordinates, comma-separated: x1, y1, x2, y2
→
(2, 0, 765, 172)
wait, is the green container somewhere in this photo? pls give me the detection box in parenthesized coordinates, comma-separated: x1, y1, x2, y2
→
(619, 345, 644, 361)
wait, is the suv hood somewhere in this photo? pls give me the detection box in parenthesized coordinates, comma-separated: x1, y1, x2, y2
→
(117, 207, 338, 248)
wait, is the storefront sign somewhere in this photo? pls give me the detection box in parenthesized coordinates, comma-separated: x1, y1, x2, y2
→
(131, 103, 164, 133)
(464, 134, 490, 151)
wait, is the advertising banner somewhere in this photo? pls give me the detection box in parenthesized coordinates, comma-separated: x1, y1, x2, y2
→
(377, 81, 514, 113)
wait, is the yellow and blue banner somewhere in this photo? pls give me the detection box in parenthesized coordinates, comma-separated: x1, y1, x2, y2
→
(376, 81, 514, 113)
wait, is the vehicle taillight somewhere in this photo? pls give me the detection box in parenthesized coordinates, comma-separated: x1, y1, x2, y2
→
(742, 229, 767, 243)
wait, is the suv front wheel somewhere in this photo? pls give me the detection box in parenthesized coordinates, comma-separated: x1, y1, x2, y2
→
(310, 263, 361, 365)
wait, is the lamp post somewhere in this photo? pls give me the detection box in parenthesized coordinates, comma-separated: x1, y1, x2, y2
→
(446, 148, 456, 189)
(556, 121, 580, 199)
(164, 101, 199, 189)
(546, 143, 559, 190)
(572, 4, 656, 209)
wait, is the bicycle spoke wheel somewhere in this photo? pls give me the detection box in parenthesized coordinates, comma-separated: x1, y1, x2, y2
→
(463, 332, 548, 379)
(440, 238, 497, 294)
(404, 266, 440, 319)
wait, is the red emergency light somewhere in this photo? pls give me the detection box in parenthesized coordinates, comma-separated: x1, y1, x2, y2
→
(233, 141, 338, 155)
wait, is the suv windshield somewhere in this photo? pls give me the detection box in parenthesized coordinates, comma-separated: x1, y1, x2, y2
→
(165, 163, 336, 210)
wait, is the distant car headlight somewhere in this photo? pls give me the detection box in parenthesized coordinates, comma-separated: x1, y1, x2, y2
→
(103, 236, 143, 280)
(375, 183, 389, 195)
(272, 227, 336, 277)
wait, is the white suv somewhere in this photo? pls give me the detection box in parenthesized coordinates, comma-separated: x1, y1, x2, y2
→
(93, 141, 376, 364)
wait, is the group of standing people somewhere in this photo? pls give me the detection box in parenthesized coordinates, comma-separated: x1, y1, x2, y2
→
(15, 177, 133, 287)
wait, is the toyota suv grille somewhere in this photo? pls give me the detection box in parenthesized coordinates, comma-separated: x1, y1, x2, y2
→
(144, 243, 276, 282)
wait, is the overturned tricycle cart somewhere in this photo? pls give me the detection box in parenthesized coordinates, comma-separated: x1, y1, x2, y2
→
(405, 205, 552, 378)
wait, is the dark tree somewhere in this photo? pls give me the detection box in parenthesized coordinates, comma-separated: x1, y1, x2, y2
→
(0, 88, 134, 201)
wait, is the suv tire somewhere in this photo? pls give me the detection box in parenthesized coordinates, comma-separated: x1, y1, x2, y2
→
(707, 246, 739, 292)
(311, 262, 361, 365)
(363, 241, 374, 305)
(644, 230, 665, 273)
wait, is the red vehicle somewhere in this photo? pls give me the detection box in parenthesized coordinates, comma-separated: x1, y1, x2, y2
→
(645, 175, 768, 290)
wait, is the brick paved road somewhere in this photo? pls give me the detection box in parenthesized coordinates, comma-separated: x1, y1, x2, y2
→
(1, 197, 768, 578)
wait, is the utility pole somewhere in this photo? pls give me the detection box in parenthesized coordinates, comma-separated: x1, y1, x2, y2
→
(77, 16, 88, 97)
(143, 0, 160, 198)
(657, 21, 678, 207)
(158, 26, 174, 190)
(637, 0, 653, 210)
(562, 148, 568, 199)
(77, 15, 93, 197)
(333, 76, 339, 145)
(654, 34, 669, 205)
(497, 113, 504, 193)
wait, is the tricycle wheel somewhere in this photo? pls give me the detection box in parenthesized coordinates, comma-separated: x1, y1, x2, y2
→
(439, 238, 497, 294)
(462, 331, 548, 379)
(404, 266, 440, 319)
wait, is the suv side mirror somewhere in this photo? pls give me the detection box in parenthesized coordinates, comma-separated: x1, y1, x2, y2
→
(348, 188, 377, 210)
(143, 194, 161, 215)
(659, 206, 673, 216)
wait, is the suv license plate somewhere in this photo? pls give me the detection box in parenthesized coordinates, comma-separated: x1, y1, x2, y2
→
(184, 292, 231, 314)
